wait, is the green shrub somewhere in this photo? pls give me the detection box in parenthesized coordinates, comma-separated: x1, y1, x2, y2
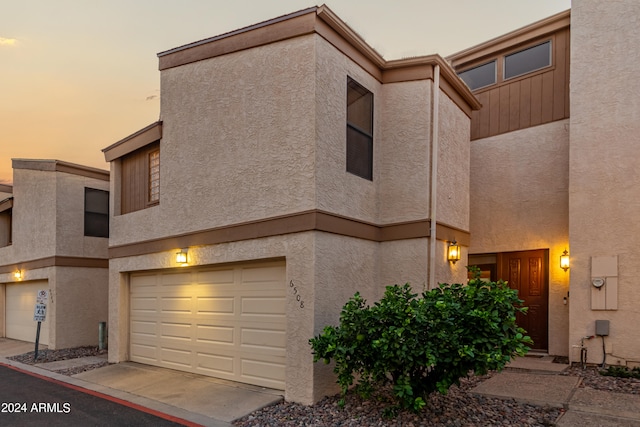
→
(309, 268, 532, 414)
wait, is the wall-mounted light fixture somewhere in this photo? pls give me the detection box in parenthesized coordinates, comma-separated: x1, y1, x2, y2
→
(176, 248, 188, 266)
(14, 269, 22, 280)
(560, 249, 570, 271)
(447, 241, 461, 264)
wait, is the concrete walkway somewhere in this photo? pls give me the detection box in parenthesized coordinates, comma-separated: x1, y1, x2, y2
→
(472, 356, 640, 426)
(2, 338, 640, 426)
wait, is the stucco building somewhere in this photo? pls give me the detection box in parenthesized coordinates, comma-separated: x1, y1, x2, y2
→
(102, 6, 479, 404)
(0, 159, 110, 349)
(102, 0, 640, 405)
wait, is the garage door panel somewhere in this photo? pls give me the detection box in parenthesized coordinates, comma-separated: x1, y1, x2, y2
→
(130, 262, 286, 390)
(196, 297, 235, 314)
(240, 297, 285, 316)
(160, 322, 193, 340)
(161, 296, 193, 313)
(241, 328, 286, 350)
(6, 281, 50, 345)
(196, 324, 234, 344)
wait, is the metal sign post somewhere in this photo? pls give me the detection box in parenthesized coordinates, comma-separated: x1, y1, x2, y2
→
(33, 290, 49, 361)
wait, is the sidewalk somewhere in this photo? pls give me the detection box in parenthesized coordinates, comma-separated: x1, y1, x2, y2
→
(0, 338, 282, 427)
(472, 356, 640, 426)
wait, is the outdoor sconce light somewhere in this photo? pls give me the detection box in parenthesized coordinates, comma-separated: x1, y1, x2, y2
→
(176, 249, 188, 266)
(447, 241, 461, 264)
(560, 249, 570, 271)
(14, 270, 22, 280)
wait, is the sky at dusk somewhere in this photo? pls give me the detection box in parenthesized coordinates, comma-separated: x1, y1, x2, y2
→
(0, 0, 571, 185)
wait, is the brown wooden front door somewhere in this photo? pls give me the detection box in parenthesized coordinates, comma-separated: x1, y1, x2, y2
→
(497, 249, 549, 351)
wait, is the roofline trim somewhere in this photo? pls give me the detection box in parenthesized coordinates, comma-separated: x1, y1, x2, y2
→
(11, 159, 109, 181)
(102, 121, 163, 162)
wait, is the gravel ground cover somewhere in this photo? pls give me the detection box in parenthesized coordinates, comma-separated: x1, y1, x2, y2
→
(233, 366, 640, 427)
(7, 346, 109, 376)
(7, 348, 640, 426)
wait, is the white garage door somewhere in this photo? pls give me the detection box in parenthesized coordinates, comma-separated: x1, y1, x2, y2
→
(6, 281, 50, 345)
(130, 261, 286, 390)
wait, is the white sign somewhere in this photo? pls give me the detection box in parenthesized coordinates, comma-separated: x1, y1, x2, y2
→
(36, 289, 49, 304)
(33, 304, 47, 322)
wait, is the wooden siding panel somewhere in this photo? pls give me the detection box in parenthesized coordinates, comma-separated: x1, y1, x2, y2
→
(530, 74, 543, 126)
(477, 92, 491, 139)
(499, 85, 510, 134)
(489, 88, 500, 135)
(541, 71, 555, 123)
(552, 29, 567, 121)
(509, 83, 520, 131)
(120, 142, 159, 215)
(519, 79, 531, 129)
(463, 26, 570, 140)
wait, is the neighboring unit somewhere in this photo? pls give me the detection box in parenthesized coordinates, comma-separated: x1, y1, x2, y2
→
(103, 6, 479, 404)
(0, 160, 110, 349)
(449, 0, 640, 368)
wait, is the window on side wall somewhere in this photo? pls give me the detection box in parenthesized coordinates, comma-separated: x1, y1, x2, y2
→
(84, 188, 109, 238)
(458, 60, 497, 90)
(120, 141, 159, 214)
(504, 41, 552, 80)
(346, 77, 373, 180)
(0, 202, 12, 247)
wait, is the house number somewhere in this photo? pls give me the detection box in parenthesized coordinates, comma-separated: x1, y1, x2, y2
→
(289, 280, 305, 309)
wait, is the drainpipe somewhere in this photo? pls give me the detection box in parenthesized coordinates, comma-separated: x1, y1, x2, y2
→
(428, 64, 440, 290)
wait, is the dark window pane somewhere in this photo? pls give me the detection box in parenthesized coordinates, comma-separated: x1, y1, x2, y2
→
(85, 188, 109, 237)
(347, 126, 373, 180)
(458, 60, 496, 90)
(504, 41, 551, 80)
(347, 77, 373, 180)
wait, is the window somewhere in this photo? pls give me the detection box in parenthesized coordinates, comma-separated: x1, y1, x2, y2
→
(346, 77, 373, 180)
(458, 60, 497, 90)
(504, 41, 551, 80)
(84, 188, 109, 238)
(0, 198, 12, 247)
(149, 149, 160, 203)
(120, 141, 159, 214)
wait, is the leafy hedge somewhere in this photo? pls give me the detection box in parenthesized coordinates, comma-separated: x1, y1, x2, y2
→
(309, 268, 532, 414)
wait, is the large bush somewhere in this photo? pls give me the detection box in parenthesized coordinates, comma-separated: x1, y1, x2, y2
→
(309, 269, 532, 413)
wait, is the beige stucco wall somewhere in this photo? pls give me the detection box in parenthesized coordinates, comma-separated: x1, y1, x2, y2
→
(0, 162, 109, 349)
(469, 119, 570, 356)
(111, 35, 318, 247)
(569, 0, 640, 366)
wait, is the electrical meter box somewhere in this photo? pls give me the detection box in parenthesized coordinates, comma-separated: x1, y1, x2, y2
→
(595, 320, 610, 336)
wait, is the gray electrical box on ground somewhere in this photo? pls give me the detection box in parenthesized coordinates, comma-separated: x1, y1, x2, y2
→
(596, 320, 610, 336)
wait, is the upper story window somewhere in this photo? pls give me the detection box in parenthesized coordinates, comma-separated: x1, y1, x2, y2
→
(346, 77, 374, 181)
(0, 198, 12, 247)
(504, 40, 552, 80)
(84, 188, 109, 238)
(149, 149, 160, 203)
(121, 141, 160, 214)
(458, 60, 497, 91)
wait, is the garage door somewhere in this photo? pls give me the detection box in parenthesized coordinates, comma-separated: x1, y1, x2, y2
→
(130, 261, 286, 390)
(6, 281, 50, 345)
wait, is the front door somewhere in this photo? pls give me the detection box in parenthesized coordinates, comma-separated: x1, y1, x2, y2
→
(498, 250, 548, 351)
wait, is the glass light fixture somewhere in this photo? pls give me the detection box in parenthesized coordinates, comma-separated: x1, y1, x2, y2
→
(560, 249, 570, 271)
(176, 249, 188, 265)
(14, 270, 22, 280)
(447, 241, 461, 264)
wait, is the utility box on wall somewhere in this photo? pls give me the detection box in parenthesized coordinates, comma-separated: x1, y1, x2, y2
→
(591, 255, 618, 310)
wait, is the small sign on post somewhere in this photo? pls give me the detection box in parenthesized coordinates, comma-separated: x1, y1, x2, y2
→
(33, 289, 49, 361)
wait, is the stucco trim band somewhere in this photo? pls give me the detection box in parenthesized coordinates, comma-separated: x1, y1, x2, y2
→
(0, 184, 12, 193)
(11, 159, 109, 182)
(0, 256, 109, 274)
(108, 210, 470, 259)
